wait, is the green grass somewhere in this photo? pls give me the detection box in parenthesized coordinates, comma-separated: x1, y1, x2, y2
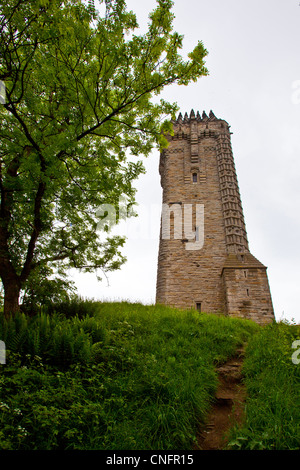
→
(0, 301, 259, 450)
(227, 322, 300, 450)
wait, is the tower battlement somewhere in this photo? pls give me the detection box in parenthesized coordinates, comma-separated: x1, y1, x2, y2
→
(156, 110, 274, 324)
(169, 110, 230, 139)
(174, 109, 223, 123)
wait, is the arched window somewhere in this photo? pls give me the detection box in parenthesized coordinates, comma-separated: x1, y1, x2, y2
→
(192, 173, 197, 183)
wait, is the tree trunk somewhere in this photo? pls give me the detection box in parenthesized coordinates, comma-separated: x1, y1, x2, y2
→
(3, 280, 21, 318)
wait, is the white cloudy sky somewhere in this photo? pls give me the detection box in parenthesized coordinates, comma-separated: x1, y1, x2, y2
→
(74, 0, 300, 324)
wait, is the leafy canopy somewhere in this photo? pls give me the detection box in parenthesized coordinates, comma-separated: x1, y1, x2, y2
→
(0, 0, 208, 307)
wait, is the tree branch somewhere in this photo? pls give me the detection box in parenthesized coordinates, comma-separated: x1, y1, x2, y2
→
(75, 77, 175, 142)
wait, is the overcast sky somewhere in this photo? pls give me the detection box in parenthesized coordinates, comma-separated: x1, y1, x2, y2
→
(74, 0, 300, 324)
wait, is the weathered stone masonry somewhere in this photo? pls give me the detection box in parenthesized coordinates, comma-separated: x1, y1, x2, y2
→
(155, 110, 274, 324)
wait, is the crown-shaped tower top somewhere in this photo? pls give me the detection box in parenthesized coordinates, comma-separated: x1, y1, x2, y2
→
(174, 109, 218, 123)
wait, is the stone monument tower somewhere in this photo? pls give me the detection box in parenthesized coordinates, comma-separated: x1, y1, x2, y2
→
(156, 110, 274, 324)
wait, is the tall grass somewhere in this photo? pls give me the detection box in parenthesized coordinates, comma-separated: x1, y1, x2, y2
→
(227, 322, 300, 450)
(0, 301, 259, 450)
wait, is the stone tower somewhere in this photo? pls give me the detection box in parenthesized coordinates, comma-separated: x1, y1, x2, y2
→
(156, 110, 274, 324)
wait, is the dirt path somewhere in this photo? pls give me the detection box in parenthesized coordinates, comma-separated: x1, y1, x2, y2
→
(194, 348, 246, 450)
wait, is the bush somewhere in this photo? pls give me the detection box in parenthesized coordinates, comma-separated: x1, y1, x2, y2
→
(44, 296, 102, 318)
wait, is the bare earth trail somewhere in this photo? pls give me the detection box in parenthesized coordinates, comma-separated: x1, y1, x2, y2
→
(194, 348, 246, 450)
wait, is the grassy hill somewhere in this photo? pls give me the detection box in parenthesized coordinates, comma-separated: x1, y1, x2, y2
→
(0, 300, 299, 450)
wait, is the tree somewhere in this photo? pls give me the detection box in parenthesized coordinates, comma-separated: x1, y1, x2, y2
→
(0, 0, 208, 317)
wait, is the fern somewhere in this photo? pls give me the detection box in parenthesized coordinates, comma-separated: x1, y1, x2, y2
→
(1, 312, 28, 353)
(26, 330, 41, 356)
(7, 330, 27, 353)
(0, 311, 96, 367)
(80, 316, 106, 343)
